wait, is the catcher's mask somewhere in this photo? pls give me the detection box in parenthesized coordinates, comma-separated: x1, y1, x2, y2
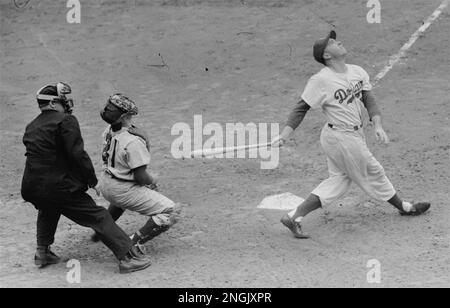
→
(36, 82, 74, 114)
(100, 93, 138, 124)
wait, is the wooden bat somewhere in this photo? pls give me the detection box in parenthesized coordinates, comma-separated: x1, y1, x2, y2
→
(189, 142, 273, 158)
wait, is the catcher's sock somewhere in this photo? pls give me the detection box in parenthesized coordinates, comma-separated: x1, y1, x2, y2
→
(137, 217, 170, 244)
(130, 231, 143, 244)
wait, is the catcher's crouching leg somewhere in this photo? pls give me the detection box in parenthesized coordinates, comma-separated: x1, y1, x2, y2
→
(131, 209, 177, 244)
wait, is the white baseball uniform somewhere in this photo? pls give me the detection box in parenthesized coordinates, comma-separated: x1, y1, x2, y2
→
(301, 64, 396, 205)
(100, 126, 175, 226)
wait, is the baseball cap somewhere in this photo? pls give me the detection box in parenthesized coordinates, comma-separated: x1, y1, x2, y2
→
(313, 30, 336, 65)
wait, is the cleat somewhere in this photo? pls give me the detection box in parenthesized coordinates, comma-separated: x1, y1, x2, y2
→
(129, 243, 147, 260)
(399, 202, 431, 216)
(280, 214, 310, 239)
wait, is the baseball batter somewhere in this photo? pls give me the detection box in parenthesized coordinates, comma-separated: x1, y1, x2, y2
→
(97, 94, 177, 246)
(272, 31, 431, 238)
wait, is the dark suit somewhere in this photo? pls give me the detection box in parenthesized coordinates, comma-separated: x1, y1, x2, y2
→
(21, 110, 132, 260)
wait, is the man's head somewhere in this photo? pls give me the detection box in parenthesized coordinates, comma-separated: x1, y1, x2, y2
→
(313, 31, 347, 65)
(36, 82, 74, 114)
(100, 93, 138, 129)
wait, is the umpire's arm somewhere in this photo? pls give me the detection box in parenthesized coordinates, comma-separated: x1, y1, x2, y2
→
(60, 115, 98, 188)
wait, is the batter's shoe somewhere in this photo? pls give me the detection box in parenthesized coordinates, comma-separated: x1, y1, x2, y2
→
(280, 214, 310, 239)
(119, 246, 152, 274)
(399, 202, 431, 216)
(34, 246, 61, 267)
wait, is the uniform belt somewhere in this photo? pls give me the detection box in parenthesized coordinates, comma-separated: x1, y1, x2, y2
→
(105, 169, 134, 182)
(328, 123, 363, 131)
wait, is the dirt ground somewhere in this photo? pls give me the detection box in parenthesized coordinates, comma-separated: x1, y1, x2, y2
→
(0, 0, 449, 288)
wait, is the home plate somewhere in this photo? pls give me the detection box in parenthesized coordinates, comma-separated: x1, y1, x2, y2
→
(257, 192, 304, 211)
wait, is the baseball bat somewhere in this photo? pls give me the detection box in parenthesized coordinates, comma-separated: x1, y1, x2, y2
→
(189, 142, 273, 158)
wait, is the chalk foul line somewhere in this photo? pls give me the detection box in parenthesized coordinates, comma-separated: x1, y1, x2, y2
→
(373, 0, 449, 85)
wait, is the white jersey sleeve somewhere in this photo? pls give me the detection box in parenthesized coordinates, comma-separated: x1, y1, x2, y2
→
(126, 138, 151, 170)
(300, 76, 326, 110)
(356, 66, 372, 91)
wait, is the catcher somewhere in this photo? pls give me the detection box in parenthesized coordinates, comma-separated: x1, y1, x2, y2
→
(91, 94, 177, 246)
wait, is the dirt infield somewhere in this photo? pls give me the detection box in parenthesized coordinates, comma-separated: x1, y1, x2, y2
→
(0, 0, 449, 287)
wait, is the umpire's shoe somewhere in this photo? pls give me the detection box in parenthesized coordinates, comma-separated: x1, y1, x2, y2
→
(280, 214, 310, 239)
(34, 246, 61, 267)
(119, 245, 152, 274)
(399, 202, 431, 216)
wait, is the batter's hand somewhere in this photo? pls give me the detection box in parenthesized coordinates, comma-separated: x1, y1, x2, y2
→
(374, 126, 389, 144)
(271, 136, 285, 148)
(148, 172, 159, 184)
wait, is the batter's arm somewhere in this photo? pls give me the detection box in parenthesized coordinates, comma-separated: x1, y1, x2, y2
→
(272, 99, 310, 146)
(361, 90, 381, 120)
(362, 91, 389, 144)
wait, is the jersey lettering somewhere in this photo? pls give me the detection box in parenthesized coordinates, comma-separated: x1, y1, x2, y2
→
(333, 80, 363, 105)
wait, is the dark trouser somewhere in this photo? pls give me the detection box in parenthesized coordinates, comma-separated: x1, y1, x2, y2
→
(32, 192, 133, 260)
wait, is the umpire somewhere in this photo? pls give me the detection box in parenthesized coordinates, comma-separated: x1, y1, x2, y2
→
(21, 82, 151, 274)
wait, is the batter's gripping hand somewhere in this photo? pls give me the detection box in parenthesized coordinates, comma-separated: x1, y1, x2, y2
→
(271, 136, 285, 148)
(374, 126, 390, 144)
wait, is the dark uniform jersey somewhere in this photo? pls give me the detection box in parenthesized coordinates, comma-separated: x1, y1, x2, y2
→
(21, 110, 98, 201)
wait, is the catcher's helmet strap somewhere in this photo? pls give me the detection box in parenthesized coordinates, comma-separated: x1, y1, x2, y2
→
(37, 94, 59, 101)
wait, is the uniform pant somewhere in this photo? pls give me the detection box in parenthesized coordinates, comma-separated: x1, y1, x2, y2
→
(312, 125, 396, 206)
(32, 192, 133, 260)
(100, 173, 175, 227)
